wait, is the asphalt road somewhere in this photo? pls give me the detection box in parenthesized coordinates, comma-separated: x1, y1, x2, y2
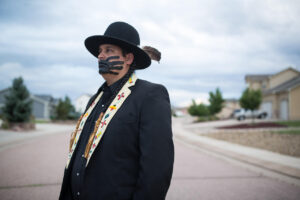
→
(0, 124, 300, 200)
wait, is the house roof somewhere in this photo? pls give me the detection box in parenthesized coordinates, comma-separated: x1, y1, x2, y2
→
(245, 74, 271, 81)
(264, 75, 300, 94)
(0, 88, 59, 108)
(30, 95, 49, 104)
(270, 67, 300, 79)
(225, 98, 239, 102)
(35, 95, 53, 102)
(245, 67, 300, 82)
(0, 88, 10, 106)
(0, 88, 10, 93)
(36, 94, 59, 102)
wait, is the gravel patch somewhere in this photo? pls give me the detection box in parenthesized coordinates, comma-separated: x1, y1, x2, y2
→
(201, 129, 300, 157)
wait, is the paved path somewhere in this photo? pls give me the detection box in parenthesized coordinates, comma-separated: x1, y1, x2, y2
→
(0, 123, 74, 150)
(0, 124, 73, 200)
(167, 139, 300, 200)
(0, 123, 300, 199)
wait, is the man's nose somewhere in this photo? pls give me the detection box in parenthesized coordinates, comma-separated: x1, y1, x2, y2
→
(98, 52, 105, 60)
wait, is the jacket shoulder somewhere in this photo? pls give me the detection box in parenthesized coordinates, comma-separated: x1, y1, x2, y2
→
(134, 79, 170, 105)
(135, 79, 168, 94)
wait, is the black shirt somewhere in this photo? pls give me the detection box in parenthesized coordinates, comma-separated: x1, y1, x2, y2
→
(70, 77, 125, 199)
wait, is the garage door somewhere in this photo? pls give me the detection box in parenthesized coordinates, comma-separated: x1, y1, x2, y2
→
(261, 102, 272, 119)
(280, 100, 288, 120)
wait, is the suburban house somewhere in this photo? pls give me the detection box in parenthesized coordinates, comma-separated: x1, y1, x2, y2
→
(75, 94, 92, 114)
(0, 88, 10, 112)
(245, 67, 300, 120)
(217, 98, 240, 119)
(0, 88, 58, 121)
(31, 95, 58, 120)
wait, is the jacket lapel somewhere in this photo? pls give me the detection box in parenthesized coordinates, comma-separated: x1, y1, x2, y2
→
(86, 73, 137, 166)
(66, 91, 104, 169)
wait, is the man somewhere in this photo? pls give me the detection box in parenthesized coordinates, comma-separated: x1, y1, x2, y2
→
(59, 21, 174, 200)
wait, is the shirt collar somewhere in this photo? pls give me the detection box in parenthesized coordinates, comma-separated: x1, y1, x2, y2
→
(101, 75, 127, 94)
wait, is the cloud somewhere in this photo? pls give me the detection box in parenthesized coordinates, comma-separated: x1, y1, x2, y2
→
(0, 62, 102, 99)
(168, 89, 209, 107)
(0, 0, 300, 107)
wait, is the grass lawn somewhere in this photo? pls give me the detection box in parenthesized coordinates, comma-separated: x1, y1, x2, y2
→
(273, 121, 300, 135)
(34, 120, 50, 123)
(277, 121, 300, 127)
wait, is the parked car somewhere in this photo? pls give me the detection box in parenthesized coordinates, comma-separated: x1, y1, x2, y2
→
(233, 109, 267, 120)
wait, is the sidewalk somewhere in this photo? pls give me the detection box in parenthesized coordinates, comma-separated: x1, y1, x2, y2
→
(172, 117, 300, 184)
(0, 123, 74, 151)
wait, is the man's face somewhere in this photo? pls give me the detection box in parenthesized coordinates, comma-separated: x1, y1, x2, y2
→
(98, 44, 133, 83)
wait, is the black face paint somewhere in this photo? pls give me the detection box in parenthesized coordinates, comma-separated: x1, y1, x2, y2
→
(98, 56, 124, 75)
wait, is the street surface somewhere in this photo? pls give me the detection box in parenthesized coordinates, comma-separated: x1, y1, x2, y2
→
(0, 123, 299, 200)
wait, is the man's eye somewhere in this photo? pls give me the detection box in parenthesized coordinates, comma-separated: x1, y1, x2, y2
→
(106, 48, 113, 53)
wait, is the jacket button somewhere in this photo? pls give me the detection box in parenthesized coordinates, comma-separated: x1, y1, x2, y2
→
(77, 192, 80, 196)
(76, 173, 80, 176)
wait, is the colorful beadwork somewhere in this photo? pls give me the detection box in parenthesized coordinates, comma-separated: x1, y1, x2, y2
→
(65, 73, 137, 168)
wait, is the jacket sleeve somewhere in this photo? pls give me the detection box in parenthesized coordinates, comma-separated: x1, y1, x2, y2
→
(133, 84, 174, 200)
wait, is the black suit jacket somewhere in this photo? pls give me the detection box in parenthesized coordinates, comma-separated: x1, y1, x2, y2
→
(59, 79, 174, 200)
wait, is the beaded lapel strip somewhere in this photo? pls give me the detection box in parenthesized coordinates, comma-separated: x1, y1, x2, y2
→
(66, 73, 137, 168)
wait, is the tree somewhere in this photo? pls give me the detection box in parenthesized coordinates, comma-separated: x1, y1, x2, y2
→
(55, 96, 76, 120)
(2, 77, 32, 123)
(188, 99, 210, 117)
(208, 88, 225, 116)
(188, 100, 199, 116)
(239, 88, 262, 122)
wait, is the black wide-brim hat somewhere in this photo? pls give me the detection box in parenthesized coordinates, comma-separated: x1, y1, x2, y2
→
(85, 21, 151, 69)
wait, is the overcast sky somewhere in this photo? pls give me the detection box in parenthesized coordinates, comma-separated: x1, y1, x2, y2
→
(0, 0, 299, 107)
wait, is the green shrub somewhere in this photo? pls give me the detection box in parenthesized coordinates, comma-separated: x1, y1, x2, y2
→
(1, 120, 10, 129)
(188, 100, 210, 117)
(54, 96, 77, 120)
(196, 115, 219, 122)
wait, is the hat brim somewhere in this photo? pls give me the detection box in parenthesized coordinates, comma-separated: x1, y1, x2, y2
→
(85, 35, 151, 69)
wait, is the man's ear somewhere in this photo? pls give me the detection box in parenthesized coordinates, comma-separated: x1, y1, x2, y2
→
(125, 53, 134, 65)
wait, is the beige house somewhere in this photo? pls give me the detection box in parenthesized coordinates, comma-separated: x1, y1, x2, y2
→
(217, 99, 240, 119)
(75, 94, 92, 114)
(245, 67, 300, 120)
